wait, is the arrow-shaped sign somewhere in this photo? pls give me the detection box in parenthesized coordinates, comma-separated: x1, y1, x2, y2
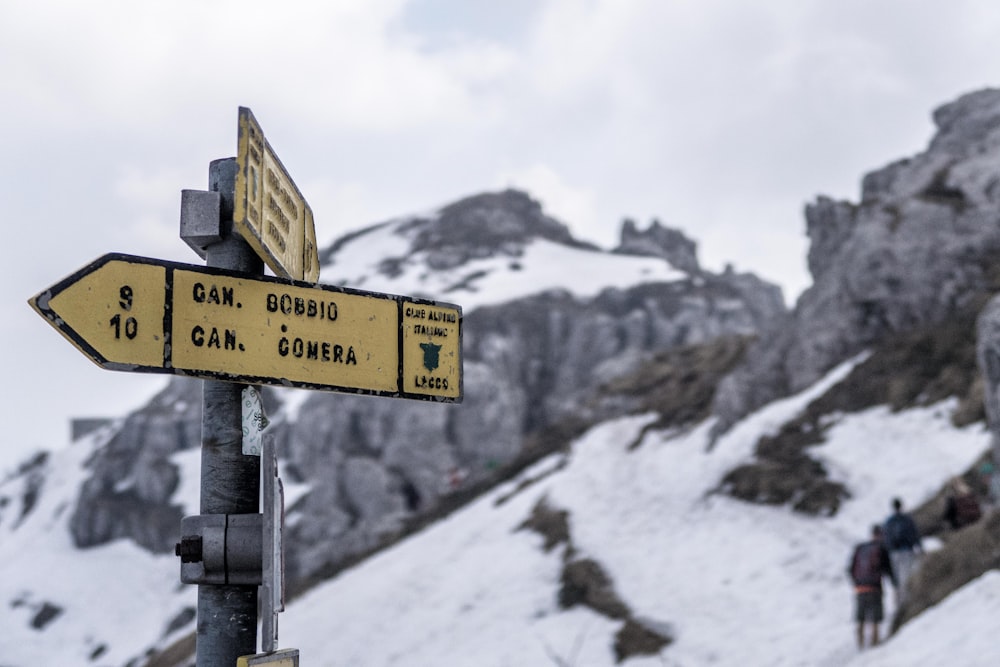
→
(29, 254, 462, 402)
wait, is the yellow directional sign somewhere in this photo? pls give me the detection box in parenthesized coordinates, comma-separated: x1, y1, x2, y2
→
(29, 254, 462, 402)
(234, 107, 320, 282)
(237, 649, 299, 667)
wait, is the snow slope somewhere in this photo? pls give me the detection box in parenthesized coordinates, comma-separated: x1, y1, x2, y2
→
(0, 355, 991, 665)
(0, 425, 197, 665)
(1, 223, 993, 665)
(279, 357, 992, 666)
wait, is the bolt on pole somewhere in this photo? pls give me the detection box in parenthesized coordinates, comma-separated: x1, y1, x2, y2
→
(196, 157, 264, 666)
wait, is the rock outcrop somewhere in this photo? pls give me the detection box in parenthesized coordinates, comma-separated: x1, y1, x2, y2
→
(69, 378, 202, 552)
(615, 218, 700, 274)
(712, 88, 1000, 436)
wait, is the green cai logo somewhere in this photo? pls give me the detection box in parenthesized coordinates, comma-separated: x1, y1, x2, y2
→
(420, 342, 441, 371)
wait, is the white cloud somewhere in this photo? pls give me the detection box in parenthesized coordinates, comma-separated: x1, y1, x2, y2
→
(0, 0, 515, 133)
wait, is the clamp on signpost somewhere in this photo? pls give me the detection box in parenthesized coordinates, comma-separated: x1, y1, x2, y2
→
(179, 188, 223, 259)
(175, 513, 263, 586)
(175, 436, 286, 648)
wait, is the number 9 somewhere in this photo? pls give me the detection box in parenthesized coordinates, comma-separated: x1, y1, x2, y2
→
(119, 285, 133, 311)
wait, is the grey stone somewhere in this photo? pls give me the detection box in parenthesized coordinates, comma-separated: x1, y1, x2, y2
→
(615, 218, 700, 274)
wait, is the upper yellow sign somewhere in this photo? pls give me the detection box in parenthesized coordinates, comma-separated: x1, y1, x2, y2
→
(234, 107, 320, 283)
(29, 254, 462, 402)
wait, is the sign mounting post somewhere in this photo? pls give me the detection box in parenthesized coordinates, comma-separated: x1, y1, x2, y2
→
(196, 157, 262, 666)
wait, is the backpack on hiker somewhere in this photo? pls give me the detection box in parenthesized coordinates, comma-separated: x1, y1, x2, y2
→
(884, 515, 906, 550)
(850, 542, 883, 588)
(884, 511, 922, 551)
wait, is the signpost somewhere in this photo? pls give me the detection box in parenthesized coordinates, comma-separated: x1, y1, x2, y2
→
(28, 108, 462, 666)
(29, 253, 462, 402)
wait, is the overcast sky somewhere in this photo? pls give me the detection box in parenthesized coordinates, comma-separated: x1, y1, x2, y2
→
(4, 0, 1000, 467)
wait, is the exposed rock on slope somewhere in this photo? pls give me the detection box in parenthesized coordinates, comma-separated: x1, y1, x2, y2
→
(615, 217, 700, 274)
(720, 297, 989, 516)
(518, 496, 673, 663)
(69, 378, 202, 552)
(895, 507, 1000, 633)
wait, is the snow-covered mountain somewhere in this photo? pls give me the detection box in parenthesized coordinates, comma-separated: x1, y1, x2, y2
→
(3, 89, 1000, 666)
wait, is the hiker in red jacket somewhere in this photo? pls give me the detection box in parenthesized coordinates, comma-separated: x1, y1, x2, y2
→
(847, 524, 897, 649)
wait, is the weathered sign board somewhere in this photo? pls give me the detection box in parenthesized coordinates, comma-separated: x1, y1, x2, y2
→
(234, 107, 320, 282)
(237, 648, 299, 667)
(29, 253, 462, 402)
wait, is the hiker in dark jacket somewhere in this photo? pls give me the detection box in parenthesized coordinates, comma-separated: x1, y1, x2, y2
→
(883, 497, 922, 605)
(847, 524, 897, 649)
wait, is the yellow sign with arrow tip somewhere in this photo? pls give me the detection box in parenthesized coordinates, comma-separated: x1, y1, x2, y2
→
(29, 253, 462, 402)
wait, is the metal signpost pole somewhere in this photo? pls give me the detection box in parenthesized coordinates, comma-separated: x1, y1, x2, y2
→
(197, 157, 263, 666)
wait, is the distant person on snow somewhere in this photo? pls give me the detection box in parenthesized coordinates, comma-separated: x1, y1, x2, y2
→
(883, 497, 922, 605)
(847, 524, 897, 650)
(943, 477, 982, 530)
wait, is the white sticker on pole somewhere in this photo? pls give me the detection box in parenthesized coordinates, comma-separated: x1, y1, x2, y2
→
(241, 386, 270, 456)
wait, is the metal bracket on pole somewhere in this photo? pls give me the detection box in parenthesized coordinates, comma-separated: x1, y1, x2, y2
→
(179, 189, 223, 259)
(177, 513, 263, 586)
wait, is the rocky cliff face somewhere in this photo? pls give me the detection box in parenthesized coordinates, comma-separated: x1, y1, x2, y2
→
(65, 189, 787, 587)
(712, 88, 1000, 436)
